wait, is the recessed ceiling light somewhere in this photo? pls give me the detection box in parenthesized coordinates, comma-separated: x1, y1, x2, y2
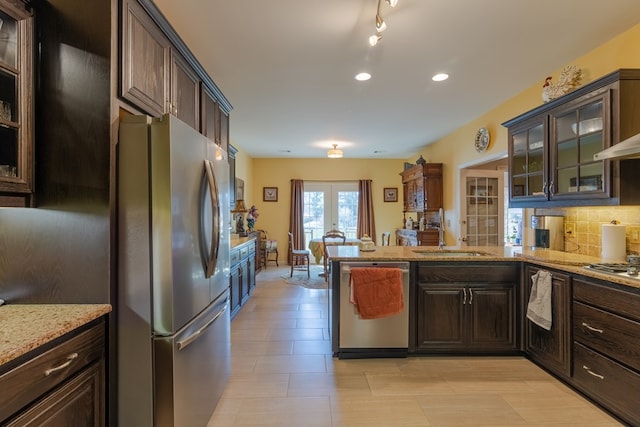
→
(355, 72, 372, 81)
(432, 73, 449, 82)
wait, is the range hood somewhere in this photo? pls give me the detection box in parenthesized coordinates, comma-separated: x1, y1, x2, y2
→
(594, 132, 640, 160)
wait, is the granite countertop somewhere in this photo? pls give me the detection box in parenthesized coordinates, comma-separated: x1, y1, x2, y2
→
(0, 304, 112, 366)
(326, 245, 640, 290)
(231, 236, 256, 248)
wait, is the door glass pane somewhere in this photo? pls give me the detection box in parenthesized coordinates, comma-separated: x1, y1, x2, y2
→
(528, 125, 544, 149)
(303, 191, 324, 242)
(529, 148, 543, 173)
(557, 139, 577, 168)
(556, 112, 577, 142)
(528, 174, 543, 195)
(578, 163, 603, 191)
(0, 125, 17, 177)
(577, 102, 603, 133)
(580, 133, 603, 163)
(0, 11, 18, 67)
(337, 190, 358, 238)
(558, 167, 577, 193)
(0, 68, 17, 123)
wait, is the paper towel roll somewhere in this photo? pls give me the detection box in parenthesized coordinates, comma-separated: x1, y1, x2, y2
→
(602, 224, 626, 261)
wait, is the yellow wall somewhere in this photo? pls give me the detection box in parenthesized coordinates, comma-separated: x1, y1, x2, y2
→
(414, 22, 640, 245)
(233, 23, 640, 261)
(233, 157, 406, 260)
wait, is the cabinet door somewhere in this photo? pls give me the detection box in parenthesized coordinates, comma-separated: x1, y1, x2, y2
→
(0, 5, 34, 204)
(423, 163, 443, 212)
(229, 264, 241, 318)
(524, 266, 572, 378)
(549, 91, 611, 202)
(5, 362, 104, 427)
(219, 107, 229, 153)
(170, 51, 200, 129)
(509, 116, 548, 203)
(416, 283, 465, 350)
(121, 0, 170, 117)
(467, 284, 516, 351)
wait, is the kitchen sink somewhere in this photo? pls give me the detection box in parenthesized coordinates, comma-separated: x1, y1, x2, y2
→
(411, 250, 491, 257)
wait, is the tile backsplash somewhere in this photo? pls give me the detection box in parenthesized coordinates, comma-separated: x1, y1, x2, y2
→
(553, 206, 640, 258)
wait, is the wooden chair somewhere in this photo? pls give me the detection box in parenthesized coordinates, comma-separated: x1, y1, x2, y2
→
(257, 229, 278, 268)
(322, 230, 346, 281)
(288, 232, 310, 278)
(381, 231, 391, 246)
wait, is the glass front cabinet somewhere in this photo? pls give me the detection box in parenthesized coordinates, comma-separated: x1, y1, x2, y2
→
(504, 69, 640, 208)
(0, 1, 33, 207)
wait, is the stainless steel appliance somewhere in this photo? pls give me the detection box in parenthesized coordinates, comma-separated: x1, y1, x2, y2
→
(584, 257, 640, 281)
(531, 215, 564, 251)
(337, 261, 410, 358)
(117, 114, 230, 427)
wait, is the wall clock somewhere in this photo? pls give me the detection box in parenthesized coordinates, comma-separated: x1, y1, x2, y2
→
(474, 128, 490, 153)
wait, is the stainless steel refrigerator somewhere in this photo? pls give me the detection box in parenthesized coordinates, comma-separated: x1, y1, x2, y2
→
(117, 114, 231, 426)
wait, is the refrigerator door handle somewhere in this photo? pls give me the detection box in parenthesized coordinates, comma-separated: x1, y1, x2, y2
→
(203, 160, 221, 278)
(177, 299, 229, 351)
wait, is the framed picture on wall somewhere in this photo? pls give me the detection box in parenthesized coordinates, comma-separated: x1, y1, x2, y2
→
(384, 187, 398, 202)
(263, 187, 278, 202)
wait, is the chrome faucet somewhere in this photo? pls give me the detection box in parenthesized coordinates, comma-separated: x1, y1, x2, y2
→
(438, 208, 446, 249)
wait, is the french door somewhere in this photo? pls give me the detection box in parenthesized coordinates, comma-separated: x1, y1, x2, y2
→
(303, 182, 358, 241)
(459, 170, 504, 246)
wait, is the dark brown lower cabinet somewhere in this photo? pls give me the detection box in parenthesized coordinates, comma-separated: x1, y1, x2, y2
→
(0, 321, 105, 426)
(571, 277, 640, 425)
(414, 263, 517, 353)
(5, 362, 104, 427)
(524, 265, 572, 378)
(230, 238, 257, 319)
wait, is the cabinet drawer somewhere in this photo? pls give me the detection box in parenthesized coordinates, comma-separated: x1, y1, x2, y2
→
(239, 245, 249, 259)
(418, 263, 518, 283)
(573, 342, 640, 425)
(230, 248, 240, 265)
(0, 323, 104, 423)
(574, 278, 640, 322)
(574, 301, 640, 372)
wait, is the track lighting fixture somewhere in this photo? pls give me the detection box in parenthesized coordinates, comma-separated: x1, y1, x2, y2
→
(375, 13, 386, 32)
(369, 0, 398, 45)
(327, 144, 343, 159)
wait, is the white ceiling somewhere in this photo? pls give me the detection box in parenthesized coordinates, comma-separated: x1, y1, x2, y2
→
(153, 0, 640, 159)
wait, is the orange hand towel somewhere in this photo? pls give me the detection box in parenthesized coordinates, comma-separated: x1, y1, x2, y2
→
(349, 268, 404, 319)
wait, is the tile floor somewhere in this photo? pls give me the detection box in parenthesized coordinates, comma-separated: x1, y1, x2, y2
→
(208, 266, 622, 426)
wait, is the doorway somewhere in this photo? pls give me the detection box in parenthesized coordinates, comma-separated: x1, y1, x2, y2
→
(303, 182, 358, 242)
(459, 157, 523, 247)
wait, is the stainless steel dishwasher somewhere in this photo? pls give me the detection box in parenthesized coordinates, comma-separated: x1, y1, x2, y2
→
(337, 261, 410, 358)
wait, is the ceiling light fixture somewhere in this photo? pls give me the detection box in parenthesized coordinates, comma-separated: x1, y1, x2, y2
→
(355, 72, 371, 81)
(432, 73, 449, 82)
(327, 144, 343, 158)
(369, 0, 398, 45)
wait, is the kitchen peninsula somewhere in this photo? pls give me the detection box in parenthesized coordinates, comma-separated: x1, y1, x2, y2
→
(327, 245, 640, 426)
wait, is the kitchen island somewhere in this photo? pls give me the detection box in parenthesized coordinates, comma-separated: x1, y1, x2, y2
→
(327, 245, 640, 426)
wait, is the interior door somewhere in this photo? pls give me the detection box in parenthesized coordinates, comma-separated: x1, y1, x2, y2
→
(460, 170, 504, 246)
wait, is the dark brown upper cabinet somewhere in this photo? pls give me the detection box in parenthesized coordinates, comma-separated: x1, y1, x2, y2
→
(504, 69, 640, 208)
(0, 0, 33, 207)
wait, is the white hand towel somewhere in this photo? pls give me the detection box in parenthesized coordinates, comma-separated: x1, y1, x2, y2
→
(526, 270, 553, 330)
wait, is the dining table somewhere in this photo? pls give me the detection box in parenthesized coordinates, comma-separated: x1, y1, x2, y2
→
(308, 237, 361, 264)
